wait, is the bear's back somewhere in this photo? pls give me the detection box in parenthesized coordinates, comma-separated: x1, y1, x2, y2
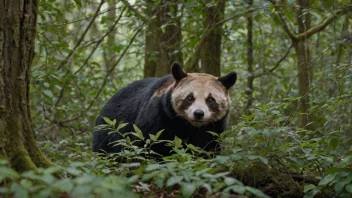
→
(93, 75, 173, 153)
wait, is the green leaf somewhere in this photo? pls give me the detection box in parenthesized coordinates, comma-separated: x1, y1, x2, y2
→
(103, 117, 116, 126)
(155, 130, 164, 140)
(166, 176, 183, 186)
(11, 183, 28, 198)
(145, 164, 161, 172)
(334, 181, 347, 194)
(0, 167, 20, 181)
(73, 0, 82, 8)
(304, 184, 316, 193)
(206, 131, 219, 137)
(259, 156, 269, 165)
(181, 182, 196, 198)
(245, 186, 270, 198)
(346, 184, 352, 193)
(117, 123, 128, 131)
(328, 138, 339, 150)
(228, 185, 246, 194)
(44, 90, 53, 98)
(133, 125, 144, 140)
(53, 178, 73, 192)
(318, 173, 337, 186)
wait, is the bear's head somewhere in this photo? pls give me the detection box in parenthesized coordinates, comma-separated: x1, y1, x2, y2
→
(171, 62, 237, 127)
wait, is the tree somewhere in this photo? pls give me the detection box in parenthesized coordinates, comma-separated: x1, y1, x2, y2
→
(200, 0, 226, 76)
(245, 0, 254, 114)
(143, 0, 183, 77)
(270, 0, 351, 129)
(0, 0, 54, 171)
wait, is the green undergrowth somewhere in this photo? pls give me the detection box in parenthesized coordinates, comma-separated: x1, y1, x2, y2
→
(1, 103, 352, 198)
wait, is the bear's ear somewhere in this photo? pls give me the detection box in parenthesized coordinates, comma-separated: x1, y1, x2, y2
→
(172, 62, 187, 81)
(218, 72, 237, 89)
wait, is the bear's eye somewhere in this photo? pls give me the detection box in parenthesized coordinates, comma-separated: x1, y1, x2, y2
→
(186, 95, 194, 101)
(207, 97, 215, 104)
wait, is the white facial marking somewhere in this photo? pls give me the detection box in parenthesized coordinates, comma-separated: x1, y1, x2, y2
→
(171, 73, 231, 127)
(186, 91, 211, 121)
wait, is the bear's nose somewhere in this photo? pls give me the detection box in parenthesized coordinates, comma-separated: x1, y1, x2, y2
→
(194, 109, 204, 119)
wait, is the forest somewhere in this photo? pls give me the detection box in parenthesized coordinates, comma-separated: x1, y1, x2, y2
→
(0, 0, 351, 197)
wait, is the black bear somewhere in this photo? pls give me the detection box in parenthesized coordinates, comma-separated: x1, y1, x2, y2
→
(93, 62, 237, 156)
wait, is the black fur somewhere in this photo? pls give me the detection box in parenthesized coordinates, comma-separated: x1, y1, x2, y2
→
(218, 72, 237, 89)
(93, 75, 228, 156)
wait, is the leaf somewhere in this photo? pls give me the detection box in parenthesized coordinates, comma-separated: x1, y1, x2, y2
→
(318, 173, 337, 186)
(103, 117, 116, 126)
(44, 90, 53, 98)
(11, 183, 28, 198)
(328, 138, 339, 150)
(304, 184, 316, 193)
(53, 178, 73, 192)
(73, 0, 82, 8)
(155, 130, 164, 140)
(245, 186, 270, 198)
(206, 131, 219, 137)
(259, 156, 269, 165)
(166, 176, 183, 186)
(0, 167, 20, 181)
(181, 182, 196, 198)
(334, 181, 347, 194)
(224, 177, 238, 185)
(133, 125, 144, 140)
(116, 123, 128, 131)
(145, 164, 161, 172)
(346, 184, 352, 193)
(228, 185, 246, 194)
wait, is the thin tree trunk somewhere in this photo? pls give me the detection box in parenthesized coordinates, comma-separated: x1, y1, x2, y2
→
(103, 1, 117, 77)
(294, 0, 313, 129)
(144, 0, 182, 78)
(245, 0, 254, 114)
(200, 0, 225, 76)
(0, 0, 54, 171)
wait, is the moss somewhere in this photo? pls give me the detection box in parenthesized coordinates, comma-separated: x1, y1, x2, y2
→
(230, 162, 304, 198)
(4, 116, 37, 172)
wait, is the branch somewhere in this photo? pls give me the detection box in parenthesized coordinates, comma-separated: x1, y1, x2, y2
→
(57, 0, 105, 71)
(185, 7, 259, 71)
(268, 0, 297, 40)
(296, 5, 352, 40)
(57, 26, 143, 124)
(254, 43, 293, 78)
(74, 7, 126, 75)
(120, 0, 148, 23)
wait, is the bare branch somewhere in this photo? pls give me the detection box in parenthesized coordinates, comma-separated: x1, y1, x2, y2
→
(120, 0, 148, 23)
(268, 0, 297, 40)
(74, 7, 127, 75)
(185, 7, 260, 71)
(57, 0, 105, 71)
(254, 43, 293, 78)
(57, 26, 143, 124)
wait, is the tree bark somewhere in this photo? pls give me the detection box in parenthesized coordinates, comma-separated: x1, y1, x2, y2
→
(0, 0, 54, 171)
(103, 1, 117, 77)
(245, 0, 254, 115)
(144, 0, 183, 78)
(200, 0, 225, 76)
(294, 0, 313, 129)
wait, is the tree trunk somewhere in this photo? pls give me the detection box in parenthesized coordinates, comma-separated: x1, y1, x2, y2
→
(294, 0, 313, 129)
(245, 0, 254, 115)
(144, 0, 182, 78)
(103, 1, 117, 77)
(200, 0, 225, 76)
(0, 0, 54, 172)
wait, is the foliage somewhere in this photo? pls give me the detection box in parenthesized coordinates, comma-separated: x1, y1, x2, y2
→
(3, 0, 349, 197)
